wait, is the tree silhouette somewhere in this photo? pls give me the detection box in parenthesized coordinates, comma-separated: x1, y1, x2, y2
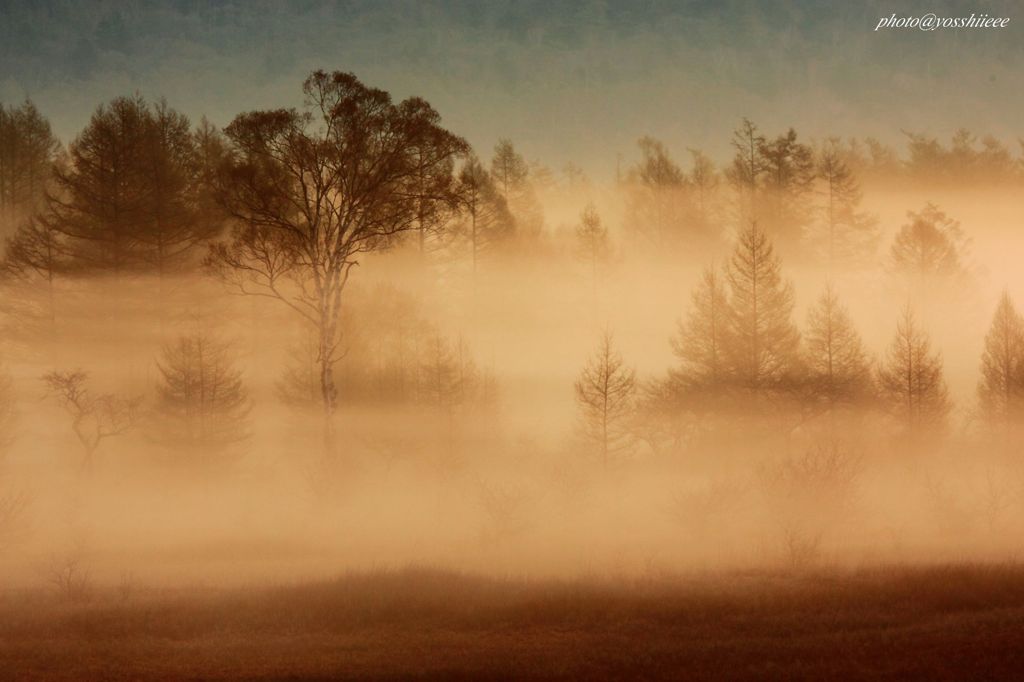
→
(815, 140, 879, 266)
(42, 96, 210, 276)
(490, 139, 529, 200)
(457, 156, 513, 277)
(574, 203, 608, 290)
(726, 118, 766, 223)
(671, 266, 729, 389)
(575, 332, 636, 468)
(208, 70, 468, 452)
(977, 292, 1024, 426)
(803, 286, 872, 407)
(877, 306, 950, 430)
(42, 370, 142, 470)
(623, 136, 688, 250)
(0, 100, 59, 227)
(489, 139, 543, 251)
(890, 203, 968, 281)
(725, 223, 800, 392)
(758, 128, 815, 252)
(153, 331, 250, 459)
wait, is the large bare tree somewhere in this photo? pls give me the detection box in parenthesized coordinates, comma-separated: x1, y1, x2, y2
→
(208, 71, 468, 450)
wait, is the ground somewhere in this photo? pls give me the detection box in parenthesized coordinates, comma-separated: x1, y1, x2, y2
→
(3, 564, 1024, 680)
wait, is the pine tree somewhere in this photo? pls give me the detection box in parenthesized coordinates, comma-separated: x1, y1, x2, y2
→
(803, 286, 872, 406)
(890, 203, 968, 280)
(671, 266, 729, 388)
(489, 139, 543, 250)
(457, 157, 513, 276)
(154, 331, 250, 458)
(726, 118, 766, 223)
(490, 139, 529, 200)
(575, 332, 636, 468)
(42, 96, 213, 277)
(758, 128, 816, 252)
(624, 137, 686, 249)
(575, 203, 608, 289)
(877, 305, 950, 429)
(725, 223, 800, 391)
(816, 141, 879, 266)
(978, 292, 1024, 425)
(0, 100, 59, 226)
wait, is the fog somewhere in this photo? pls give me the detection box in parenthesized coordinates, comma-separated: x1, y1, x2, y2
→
(2, 139, 1023, 595)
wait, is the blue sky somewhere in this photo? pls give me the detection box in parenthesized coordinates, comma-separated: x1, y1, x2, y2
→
(2, 0, 1021, 177)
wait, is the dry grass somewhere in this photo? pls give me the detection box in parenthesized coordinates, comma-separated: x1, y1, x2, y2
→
(2, 564, 1024, 680)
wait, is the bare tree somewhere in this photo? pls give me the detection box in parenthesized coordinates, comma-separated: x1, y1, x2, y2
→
(42, 370, 142, 470)
(575, 332, 636, 469)
(208, 70, 468, 453)
(877, 306, 950, 430)
(153, 331, 250, 460)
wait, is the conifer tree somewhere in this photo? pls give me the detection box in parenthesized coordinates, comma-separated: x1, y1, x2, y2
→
(803, 285, 872, 406)
(725, 223, 800, 391)
(575, 332, 636, 468)
(154, 331, 250, 458)
(671, 266, 729, 388)
(877, 305, 950, 429)
(816, 141, 879, 266)
(978, 292, 1024, 425)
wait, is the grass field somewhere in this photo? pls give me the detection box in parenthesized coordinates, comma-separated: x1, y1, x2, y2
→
(3, 564, 1024, 680)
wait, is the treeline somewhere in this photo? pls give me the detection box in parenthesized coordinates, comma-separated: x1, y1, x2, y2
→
(574, 223, 1024, 466)
(0, 71, 1016, 466)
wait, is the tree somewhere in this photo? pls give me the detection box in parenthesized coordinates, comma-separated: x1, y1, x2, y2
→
(490, 139, 529, 200)
(671, 266, 729, 388)
(758, 128, 816, 252)
(0, 100, 59, 227)
(574, 332, 636, 468)
(456, 156, 513, 277)
(153, 331, 250, 459)
(208, 70, 468, 451)
(877, 306, 950, 429)
(815, 140, 879, 266)
(725, 223, 800, 391)
(574, 203, 608, 289)
(42, 370, 142, 470)
(977, 292, 1024, 425)
(133, 101, 214, 278)
(803, 286, 873, 407)
(2, 215, 66, 336)
(890, 203, 968, 281)
(726, 118, 766, 223)
(687, 148, 721, 245)
(42, 96, 210, 276)
(489, 138, 543, 250)
(623, 136, 688, 250)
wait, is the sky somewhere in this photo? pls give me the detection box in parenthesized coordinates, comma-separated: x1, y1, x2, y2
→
(2, 0, 1023, 178)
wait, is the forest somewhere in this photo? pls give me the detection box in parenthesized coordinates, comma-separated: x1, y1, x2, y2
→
(2, 70, 1024, 586)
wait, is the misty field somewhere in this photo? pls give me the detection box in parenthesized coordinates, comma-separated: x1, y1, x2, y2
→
(6, 3, 1024, 679)
(2, 565, 1024, 681)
